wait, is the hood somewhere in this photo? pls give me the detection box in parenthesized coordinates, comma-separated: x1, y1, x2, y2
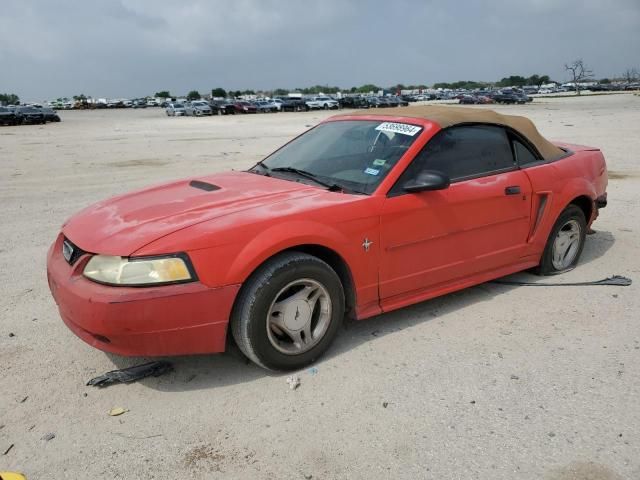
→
(63, 171, 320, 256)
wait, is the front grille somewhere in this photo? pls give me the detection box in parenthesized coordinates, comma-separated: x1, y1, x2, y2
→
(62, 237, 86, 265)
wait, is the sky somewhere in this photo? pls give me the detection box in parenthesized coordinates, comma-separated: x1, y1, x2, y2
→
(1, 0, 639, 101)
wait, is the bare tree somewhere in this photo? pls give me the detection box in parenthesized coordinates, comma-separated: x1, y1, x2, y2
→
(623, 68, 639, 84)
(564, 59, 594, 95)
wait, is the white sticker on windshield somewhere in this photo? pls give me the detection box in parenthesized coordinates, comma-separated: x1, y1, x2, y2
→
(364, 167, 380, 176)
(375, 122, 421, 136)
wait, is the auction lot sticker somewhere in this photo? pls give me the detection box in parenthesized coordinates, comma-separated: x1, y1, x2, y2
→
(375, 122, 421, 136)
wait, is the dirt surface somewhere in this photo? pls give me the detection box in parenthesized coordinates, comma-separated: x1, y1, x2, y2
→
(1, 95, 639, 479)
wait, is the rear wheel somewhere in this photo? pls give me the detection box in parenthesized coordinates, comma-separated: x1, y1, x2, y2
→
(536, 205, 587, 275)
(231, 252, 345, 371)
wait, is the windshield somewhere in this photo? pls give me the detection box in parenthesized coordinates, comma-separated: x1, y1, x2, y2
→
(254, 120, 423, 194)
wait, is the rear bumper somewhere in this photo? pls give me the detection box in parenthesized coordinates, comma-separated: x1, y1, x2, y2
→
(46, 234, 240, 356)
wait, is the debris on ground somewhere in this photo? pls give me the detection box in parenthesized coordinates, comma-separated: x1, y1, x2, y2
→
(3, 443, 15, 455)
(87, 361, 173, 388)
(41, 433, 55, 441)
(382, 402, 389, 408)
(510, 375, 520, 380)
(8, 333, 15, 337)
(0, 472, 27, 480)
(286, 375, 300, 390)
(19, 396, 28, 403)
(491, 275, 632, 287)
(307, 367, 318, 375)
(109, 407, 128, 416)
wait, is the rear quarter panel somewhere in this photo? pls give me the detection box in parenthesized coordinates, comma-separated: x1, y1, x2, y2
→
(523, 145, 607, 254)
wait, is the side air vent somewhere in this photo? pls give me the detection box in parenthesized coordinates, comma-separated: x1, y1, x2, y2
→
(189, 180, 220, 192)
(530, 194, 548, 238)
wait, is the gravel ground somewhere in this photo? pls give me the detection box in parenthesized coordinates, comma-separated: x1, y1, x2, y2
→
(1, 94, 639, 479)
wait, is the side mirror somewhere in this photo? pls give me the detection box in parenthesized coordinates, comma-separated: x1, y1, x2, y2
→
(403, 170, 450, 193)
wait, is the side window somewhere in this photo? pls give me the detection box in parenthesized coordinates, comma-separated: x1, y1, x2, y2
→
(390, 125, 515, 195)
(513, 138, 540, 166)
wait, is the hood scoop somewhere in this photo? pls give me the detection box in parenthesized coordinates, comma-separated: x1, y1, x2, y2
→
(189, 180, 220, 192)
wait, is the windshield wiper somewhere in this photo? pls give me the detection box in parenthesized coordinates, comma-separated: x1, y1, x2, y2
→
(270, 167, 343, 191)
(248, 160, 271, 176)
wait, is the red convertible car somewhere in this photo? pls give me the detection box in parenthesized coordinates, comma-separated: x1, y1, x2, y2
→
(47, 106, 608, 370)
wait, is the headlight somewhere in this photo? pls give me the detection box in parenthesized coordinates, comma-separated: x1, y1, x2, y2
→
(83, 254, 195, 286)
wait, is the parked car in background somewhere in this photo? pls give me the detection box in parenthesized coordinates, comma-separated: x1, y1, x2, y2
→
(276, 97, 306, 112)
(253, 100, 279, 113)
(491, 89, 532, 104)
(386, 96, 409, 107)
(305, 96, 339, 110)
(270, 99, 284, 111)
(185, 101, 213, 116)
(132, 99, 147, 108)
(476, 95, 495, 104)
(233, 101, 258, 114)
(40, 107, 61, 122)
(366, 97, 387, 108)
(459, 95, 479, 105)
(491, 91, 524, 104)
(166, 103, 186, 116)
(210, 99, 235, 115)
(340, 96, 370, 109)
(16, 106, 46, 124)
(0, 106, 20, 125)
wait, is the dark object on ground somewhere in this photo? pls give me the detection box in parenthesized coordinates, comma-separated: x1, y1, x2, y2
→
(87, 361, 173, 387)
(491, 275, 632, 287)
(3, 443, 14, 455)
(41, 433, 55, 441)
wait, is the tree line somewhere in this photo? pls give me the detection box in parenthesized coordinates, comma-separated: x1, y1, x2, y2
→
(0, 93, 20, 105)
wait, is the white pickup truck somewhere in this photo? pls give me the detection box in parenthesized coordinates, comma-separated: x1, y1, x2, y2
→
(305, 96, 339, 110)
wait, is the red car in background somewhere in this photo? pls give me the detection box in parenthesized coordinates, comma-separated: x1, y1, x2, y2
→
(233, 101, 257, 113)
(47, 106, 608, 370)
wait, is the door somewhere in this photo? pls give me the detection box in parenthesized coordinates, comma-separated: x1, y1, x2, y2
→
(379, 124, 533, 300)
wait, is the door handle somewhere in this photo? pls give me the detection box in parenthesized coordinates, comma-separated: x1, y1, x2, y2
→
(505, 186, 521, 195)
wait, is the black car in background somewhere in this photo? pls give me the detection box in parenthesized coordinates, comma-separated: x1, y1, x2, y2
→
(491, 89, 531, 104)
(40, 107, 61, 122)
(209, 99, 236, 115)
(16, 106, 46, 124)
(339, 96, 369, 109)
(0, 106, 20, 125)
(386, 96, 409, 107)
(275, 97, 306, 112)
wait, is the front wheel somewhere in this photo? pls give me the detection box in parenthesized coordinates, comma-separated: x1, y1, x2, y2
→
(231, 252, 345, 371)
(536, 204, 587, 275)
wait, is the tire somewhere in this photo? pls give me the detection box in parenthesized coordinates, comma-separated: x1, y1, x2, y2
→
(536, 204, 587, 275)
(231, 252, 345, 371)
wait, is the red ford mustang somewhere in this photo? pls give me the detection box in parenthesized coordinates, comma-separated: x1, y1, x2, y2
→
(47, 106, 608, 370)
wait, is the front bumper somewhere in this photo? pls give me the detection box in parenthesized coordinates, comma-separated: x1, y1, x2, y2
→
(46, 234, 240, 356)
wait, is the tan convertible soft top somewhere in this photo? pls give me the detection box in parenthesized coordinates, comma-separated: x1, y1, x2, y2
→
(339, 105, 565, 160)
